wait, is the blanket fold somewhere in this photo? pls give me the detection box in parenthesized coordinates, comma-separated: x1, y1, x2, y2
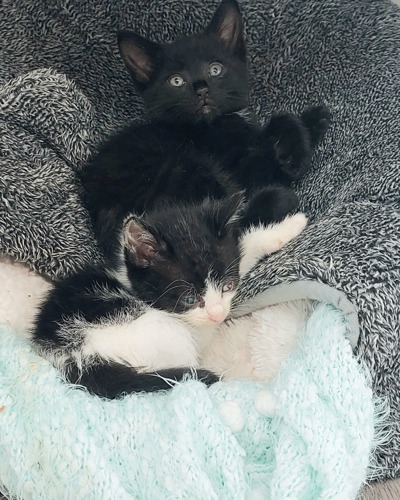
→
(0, 69, 101, 277)
(0, 304, 379, 500)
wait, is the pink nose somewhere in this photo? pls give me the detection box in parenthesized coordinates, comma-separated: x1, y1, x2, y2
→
(206, 304, 226, 323)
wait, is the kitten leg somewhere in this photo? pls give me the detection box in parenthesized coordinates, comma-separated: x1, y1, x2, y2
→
(37, 306, 217, 398)
(243, 186, 299, 226)
(262, 105, 332, 182)
(64, 362, 217, 399)
(82, 309, 200, 371)
(239, 213, 307, 276)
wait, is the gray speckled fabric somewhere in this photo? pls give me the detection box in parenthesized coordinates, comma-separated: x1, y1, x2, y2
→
(0, 0, 399, 478)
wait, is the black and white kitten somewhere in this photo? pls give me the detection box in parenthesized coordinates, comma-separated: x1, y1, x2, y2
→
(31, 194, 308, 398)
(79, 0, 331, 260)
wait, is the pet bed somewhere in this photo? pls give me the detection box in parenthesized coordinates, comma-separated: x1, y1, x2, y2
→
(0, 0, 399, 496)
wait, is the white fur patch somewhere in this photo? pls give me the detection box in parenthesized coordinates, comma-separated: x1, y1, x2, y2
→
(0, 255, 52, 334)
(200, 300, 313, 382)
(83, 308, 199, 371)
(182, 279, 235, 354)
(183, 281, 233, 326)
(239, 213, 308, 276)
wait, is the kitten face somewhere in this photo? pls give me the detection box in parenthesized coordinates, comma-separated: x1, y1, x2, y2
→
(183, 275, 237, 327)
(122, 193, 244, 323)
(118, 0, 248, 123)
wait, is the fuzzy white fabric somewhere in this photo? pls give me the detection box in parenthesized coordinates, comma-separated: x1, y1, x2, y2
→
(0, 256, 51, 334)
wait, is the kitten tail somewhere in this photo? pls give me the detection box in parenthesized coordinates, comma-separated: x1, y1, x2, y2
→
(65, 362, 218, 399)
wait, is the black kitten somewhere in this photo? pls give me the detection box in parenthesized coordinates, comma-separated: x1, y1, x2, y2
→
(32, 193, 307, 398)
(79, 0, 331, 260)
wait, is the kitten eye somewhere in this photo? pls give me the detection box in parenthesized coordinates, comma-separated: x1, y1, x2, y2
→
(209, 62, 223, 77)
(168, 75, 185, 87)
(183, 294, 199, 307)
(222, 281, 235, 293)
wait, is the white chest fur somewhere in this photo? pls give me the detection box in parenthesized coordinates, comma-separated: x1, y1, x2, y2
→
(199, 299, 313, 381)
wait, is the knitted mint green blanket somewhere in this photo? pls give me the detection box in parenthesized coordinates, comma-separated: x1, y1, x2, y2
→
(0, 304, 379, 499)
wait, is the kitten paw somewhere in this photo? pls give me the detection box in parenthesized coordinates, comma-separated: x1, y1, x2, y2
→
(301, 105, 332, 147)
(238, 213, 307, 275)
(264, 212, 307, 254)
(263, 113, 312, 180)
(284, 212, 308, 239)
(244, 186, 299, 226)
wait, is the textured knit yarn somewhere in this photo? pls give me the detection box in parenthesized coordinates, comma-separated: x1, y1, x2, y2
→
(0, 304, 381, 499)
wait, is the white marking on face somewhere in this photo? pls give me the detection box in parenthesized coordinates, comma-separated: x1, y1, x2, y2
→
(183, 277, 236, 327)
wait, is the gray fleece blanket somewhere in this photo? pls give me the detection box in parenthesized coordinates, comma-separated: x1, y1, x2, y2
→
(0, 0, 399, 479)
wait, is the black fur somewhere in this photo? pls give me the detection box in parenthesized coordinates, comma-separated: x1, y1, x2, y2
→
(32, 195, 246, 398)
(123, 194, 244, 312)
(79, 0, 331, 259)
(33, 0, 332, 398)
(66, 363, 218, 399)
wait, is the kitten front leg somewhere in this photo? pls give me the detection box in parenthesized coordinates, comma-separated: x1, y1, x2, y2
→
(239, 213, 307, 276)
(261, 105, 332, 183)
(48, 309, 217, 398)
(242, 186, 300, 226)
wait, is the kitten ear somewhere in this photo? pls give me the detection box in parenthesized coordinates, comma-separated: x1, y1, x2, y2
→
(123, 217, 166, 268)
(217, 191, 246, 229)
(117, 30, 161, 87)
(205, 0, 246, 59)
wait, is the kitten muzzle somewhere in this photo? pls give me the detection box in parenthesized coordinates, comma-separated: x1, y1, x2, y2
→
(206, 303, 226, 323)
(197, 98, 215, 115)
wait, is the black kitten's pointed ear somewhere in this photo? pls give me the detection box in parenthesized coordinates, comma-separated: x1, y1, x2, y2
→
(205, 0, 246, 59)
(117, 30, 161, 87)
(123, 217, 167, 268)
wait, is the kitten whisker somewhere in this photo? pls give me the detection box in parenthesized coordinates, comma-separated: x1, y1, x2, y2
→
(172, 289, 193, 312)
(152, 283, 191, 306)
(165, 279, 193, 291)
(225, 255, 241, 272)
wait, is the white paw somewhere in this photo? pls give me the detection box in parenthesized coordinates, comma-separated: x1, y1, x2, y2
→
(284, 212, 308, 239)
(239, 213, 308, 276)
(83, 309, 199, 371)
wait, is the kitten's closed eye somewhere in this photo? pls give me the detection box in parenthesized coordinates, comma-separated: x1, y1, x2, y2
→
(222, 281, 235, 292)
(183, 293, 200, 307)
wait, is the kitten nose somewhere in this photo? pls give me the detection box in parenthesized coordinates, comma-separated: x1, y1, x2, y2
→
(194, 81, 209, 98)
(206, 304, 226, 323)
(196, 87, 209, 98)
